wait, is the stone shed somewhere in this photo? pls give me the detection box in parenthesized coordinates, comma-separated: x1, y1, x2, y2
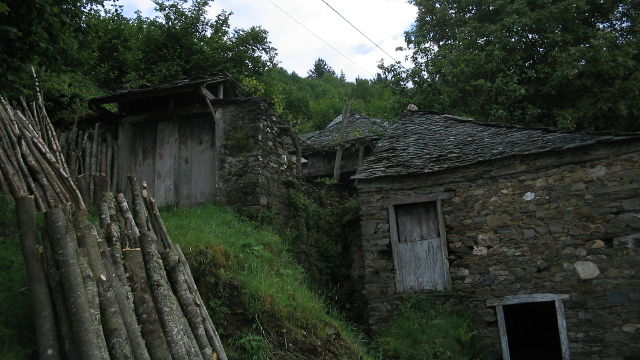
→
(354, 111, 640, 360)
(89, 75, 290, 211)
(299, 112, 389, 179)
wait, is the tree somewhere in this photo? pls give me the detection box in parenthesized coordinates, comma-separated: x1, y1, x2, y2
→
(307, 58, 337, 79)
(397, 0, 640, 131)
(0, 0, 103, 97)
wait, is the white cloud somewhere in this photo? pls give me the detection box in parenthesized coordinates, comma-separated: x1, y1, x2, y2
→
(121, 0, 417, 81)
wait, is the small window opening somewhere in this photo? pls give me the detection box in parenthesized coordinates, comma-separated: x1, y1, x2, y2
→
(503, 301, 563, 360)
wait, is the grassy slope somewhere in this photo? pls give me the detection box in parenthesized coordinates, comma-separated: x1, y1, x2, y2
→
(162, 203, 367, 359)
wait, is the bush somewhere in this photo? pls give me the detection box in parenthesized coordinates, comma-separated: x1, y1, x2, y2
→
(378, 296, 489, 360)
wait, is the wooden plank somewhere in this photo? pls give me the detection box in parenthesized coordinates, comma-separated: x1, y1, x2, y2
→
(496, 305, 511, 360)
(154, 121, 179, 205)
(188, 117, 215, 204)
(396, 202, 440, 242)
(177, 119, 193, 205)
(388, 204, 404, 292)
(487, 293, 570, 306)
(385, 192, 454, 206)
(129, 122, 158, 196)
(437, 199, 452, 288)
(116, 123, 131, 193)
(555, 299, 572, 360)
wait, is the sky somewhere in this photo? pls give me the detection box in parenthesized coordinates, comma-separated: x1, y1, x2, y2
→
(119, 0, 417, 81)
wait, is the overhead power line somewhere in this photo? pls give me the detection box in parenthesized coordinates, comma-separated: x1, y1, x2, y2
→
(264, 0, 374, 77)
(319, 0, 401, 64)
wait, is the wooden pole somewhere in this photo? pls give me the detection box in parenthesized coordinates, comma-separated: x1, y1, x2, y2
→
(333, 102, 350, 181)
(175, 244, 228, 360)
(73, 211, 133, 360)
(15, 196, 60, 360)
(45, 207, 109, 360)
(139, 231, 203, 360)
(123, 249, 173, 360)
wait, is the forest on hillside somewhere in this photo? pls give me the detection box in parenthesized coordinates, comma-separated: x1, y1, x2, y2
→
(1, 0, 638, 131)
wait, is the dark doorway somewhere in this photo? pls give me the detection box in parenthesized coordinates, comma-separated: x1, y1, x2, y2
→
(503, 301, 563, 360)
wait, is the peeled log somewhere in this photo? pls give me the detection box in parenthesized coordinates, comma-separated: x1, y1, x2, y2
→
(122, 249, 172, 360)
(139, 231, 203, 360)
(45, 207, 108, 360)
(16, 197, 60, 360)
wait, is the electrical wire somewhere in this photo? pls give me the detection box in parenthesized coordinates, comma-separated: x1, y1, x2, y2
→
(264, 0, 375, 77)
(319, 0, 401, 64)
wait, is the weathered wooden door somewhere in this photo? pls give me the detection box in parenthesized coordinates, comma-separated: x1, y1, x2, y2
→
(118, 115, 216, 206)
(389, 199, 451, 292)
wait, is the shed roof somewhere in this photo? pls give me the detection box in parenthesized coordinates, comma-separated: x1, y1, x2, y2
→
(354, 111, 640, 180)
(90, 74, 237, 105)
(299, 113, 389, 151)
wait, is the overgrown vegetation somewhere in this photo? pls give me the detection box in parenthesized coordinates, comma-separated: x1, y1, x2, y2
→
(376, 296, 490, 360)
(280, 181, 367, 323)
(383, 0, 640, 131)
(161, 203, 368, 359)
(0, 194, 34, 359)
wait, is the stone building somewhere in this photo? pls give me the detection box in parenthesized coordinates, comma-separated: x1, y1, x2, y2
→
(353, 111, 640, 359)
(89, 75, 290, 212)
(299, 112, 389, 178)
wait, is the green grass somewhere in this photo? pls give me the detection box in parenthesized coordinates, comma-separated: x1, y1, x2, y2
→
(376, 296, 490, 360)
(0, 193, 34, 359)
(161, 203, 369, 359)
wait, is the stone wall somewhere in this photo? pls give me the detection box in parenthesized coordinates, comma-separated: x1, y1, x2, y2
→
(216, 97, 291, 216)
(357, 140, 640, 359)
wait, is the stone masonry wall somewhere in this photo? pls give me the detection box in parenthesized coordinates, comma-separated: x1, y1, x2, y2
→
(357, 141, 640, 359)
(216, 97, 291, 216)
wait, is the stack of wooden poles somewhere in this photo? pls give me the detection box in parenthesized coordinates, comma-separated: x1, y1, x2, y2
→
(58, 122, 117, 208)
(0, 97, 227, 360)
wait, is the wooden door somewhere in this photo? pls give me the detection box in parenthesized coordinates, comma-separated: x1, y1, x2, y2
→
(389, 200, 451, 292)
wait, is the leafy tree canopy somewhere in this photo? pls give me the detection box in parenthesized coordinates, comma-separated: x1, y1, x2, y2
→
(389, 0, 640, 131)
(307, 58, 337, 79)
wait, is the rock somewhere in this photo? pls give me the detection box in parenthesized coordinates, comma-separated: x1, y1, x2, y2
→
(480, 273, 498, 286)
(522, 229, 536, 238)
(613, 233, 640, 248)
(586, 240, 606, 249)
(607, 292, 630, 305)
(522, 192, 535, 201)
(576, 248, 587, 256)
(549, 223, 564, 233)
(464, 274, 481, 284)
(574, 261, 600, 279)
(622, 324, 640, 332)
(457, 268, 470, 276)
(472, 246, 488, 256)
(587, 165, 607, 177)
(486, 214, 510, 227)
(571, 183, 586, 191)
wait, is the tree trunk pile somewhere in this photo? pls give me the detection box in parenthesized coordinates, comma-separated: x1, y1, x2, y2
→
(57, 121, 117, 208)
(0, 97, 227, 360)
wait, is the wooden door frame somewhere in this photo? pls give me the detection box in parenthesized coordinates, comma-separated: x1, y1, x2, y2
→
(387, 192, 453, 292)
(487, 293, 571, 360)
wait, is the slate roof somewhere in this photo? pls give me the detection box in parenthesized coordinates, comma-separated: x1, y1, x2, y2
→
(299, 113, 389, 151)
(354, 111, 640, 180)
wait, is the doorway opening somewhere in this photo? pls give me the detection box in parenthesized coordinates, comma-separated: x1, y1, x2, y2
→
(487, 293, 570, 360)
(503, 301, 562, 360)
